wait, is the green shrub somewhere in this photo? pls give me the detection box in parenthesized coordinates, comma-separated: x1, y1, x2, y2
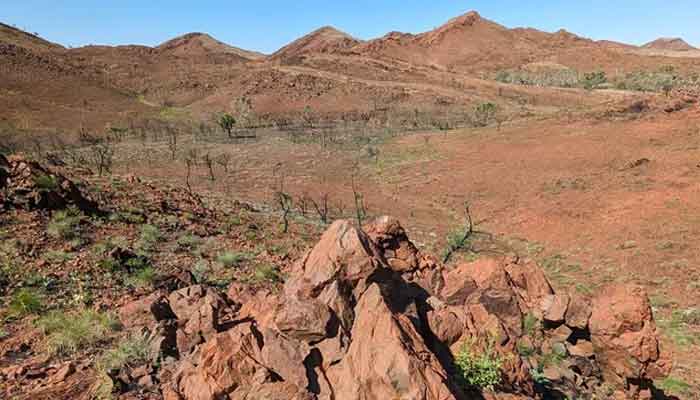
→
(473, 102, 498, 127)
(176, 233, 202, 252)
(95, 332, 159, 398)
(8, 288, 43, 317)
(522, 313, 540, 336)
(125, 266, 157, 288)
(657, 376, 692, 397)
(137, 224, 162, 253)
(454, 339, 503, 391)
(582, 71, 607, 90)
(37, 309, 119, 356)
(34, 174, 58, 191)
(216, 251, 250, 267)
(251, 264, 283, 284)
(47, 208, 81, 240)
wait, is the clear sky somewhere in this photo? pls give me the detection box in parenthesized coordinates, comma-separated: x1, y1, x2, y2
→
(2, 1, 699, 54)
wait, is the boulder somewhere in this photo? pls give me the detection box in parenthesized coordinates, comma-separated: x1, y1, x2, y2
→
(118, 291, 174, 329)
(173, 323, 268, 400)
(3, 155, 100, 213)
(363, 216, 421, 272)
(589, 285, 669, 389)
(565, 294, 592, 330)
(168, 285, 228, 355)
(274, 296, 332, 343)
(541, 294, 569, 324)
(327, 284, 456, 400)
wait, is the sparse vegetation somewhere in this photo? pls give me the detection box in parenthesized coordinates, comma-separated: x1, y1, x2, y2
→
(250, 264, 283, 284)
(37, 309, 119, 355)
(454, 338, 504, 391)
(8, 288, 43, 317)
(47, 208, 81, 240)
(216, 251, 250, 267)
(443, 203, 474, 264)
(657, 376, 693, 397)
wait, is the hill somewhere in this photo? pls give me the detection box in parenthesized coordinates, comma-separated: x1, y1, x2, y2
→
(643, 37, 696, 51)
(270, 26, 361, 63)
(157, 32, 265, 60)
(0, 22, 62, 52)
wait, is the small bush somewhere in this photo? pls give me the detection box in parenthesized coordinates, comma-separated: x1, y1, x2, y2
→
(125, 266, 157, 288)
(137, 224, 162, 253)
(95, 332, 159, 398)
(582, 71, 607, 90)
(176, 233, 202, 252)
(251, 264, 283, 284)
(8, 288, 43, 317)
(454, 339, 503, 391)
(37, 309, 119, 356)
(657, 376, 692, 397)
(191, 260, 211, 284)
(34, 174, 58, 191)
(216, 251, 250, 268)
(473, 102, 498, 127)
(44, 250, 74, 264)
(522, 313, 540, 336)
(47, 208, 81, 240)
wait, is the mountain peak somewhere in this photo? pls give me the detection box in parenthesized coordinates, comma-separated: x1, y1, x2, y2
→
(643, 37, 696, 51)
(157, 32, 265, 60)
(271, 25, 360, 62)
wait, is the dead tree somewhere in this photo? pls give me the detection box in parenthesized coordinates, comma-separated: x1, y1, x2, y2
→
(166, 125, 179, 160)
(442, 203, 474, 264)
(310, 193, 331, 224)
(215, 153, 232, 173)
(351, 174, 367, 227)
(202, 153, 215, 181)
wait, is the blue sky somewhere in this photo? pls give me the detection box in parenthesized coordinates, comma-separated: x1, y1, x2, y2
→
(2, 1, 699, 53)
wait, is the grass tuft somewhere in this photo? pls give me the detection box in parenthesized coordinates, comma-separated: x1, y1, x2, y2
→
(37, 309, 120, 356)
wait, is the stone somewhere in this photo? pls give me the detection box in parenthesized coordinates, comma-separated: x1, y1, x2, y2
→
(327, 284, 455, 400)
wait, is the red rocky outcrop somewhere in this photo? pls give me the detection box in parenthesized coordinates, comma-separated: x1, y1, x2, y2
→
(119, 217, 669, 400)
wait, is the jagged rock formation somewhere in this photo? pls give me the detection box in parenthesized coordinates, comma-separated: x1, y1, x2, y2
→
(115, 217, 669, 400)
(1, 155, 100, 213)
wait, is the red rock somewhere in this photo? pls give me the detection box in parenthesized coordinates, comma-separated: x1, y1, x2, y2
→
(565, 294, 592, 330)
(274, 296, 332, 343)
(327, 284, 455, 400)
(589, 284, 669, 388)
(118, 291, 173, 329)
(568, 341, 594, 358)
(174, 323, 267, 400)
(542, 294, 569, 323)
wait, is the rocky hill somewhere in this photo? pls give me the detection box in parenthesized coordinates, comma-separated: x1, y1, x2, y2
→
(643, 37, 696, 51)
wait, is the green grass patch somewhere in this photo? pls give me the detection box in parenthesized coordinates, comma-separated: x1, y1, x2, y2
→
(44, 250, 75, 264)
(37, 309, 119, 356)
(137, 224, 162, 253)
(8, 288, 43, 317)
(216, 251, 251, 268)
(47, 208, 81, 240)
(176, 233, 202, 252)
(656, 376, 693, 397)
(250, 264, 283, 284)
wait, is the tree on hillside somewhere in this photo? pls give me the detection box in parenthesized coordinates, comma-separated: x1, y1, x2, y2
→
(217, 113, 236, 138)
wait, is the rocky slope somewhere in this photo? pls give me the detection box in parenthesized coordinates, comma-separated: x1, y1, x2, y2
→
(0, 157, 671, 400)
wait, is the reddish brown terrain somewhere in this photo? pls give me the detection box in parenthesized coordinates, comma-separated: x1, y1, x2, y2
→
(1, 10, 700, 400)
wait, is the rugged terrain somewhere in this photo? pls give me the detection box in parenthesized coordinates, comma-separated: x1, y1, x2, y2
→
(1, 9, 700, 400)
